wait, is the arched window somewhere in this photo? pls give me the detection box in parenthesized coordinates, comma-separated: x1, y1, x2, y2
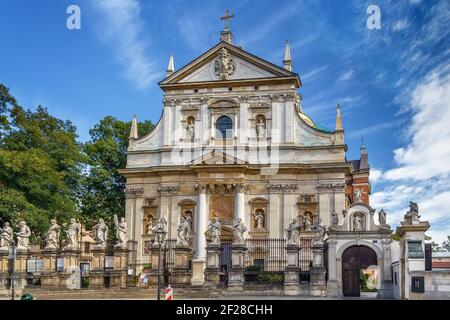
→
(216, 115, 233, 139)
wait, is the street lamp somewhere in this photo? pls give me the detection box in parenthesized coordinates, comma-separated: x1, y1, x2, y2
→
(8, 242, 16, 301)
(155, 223, 167, 301)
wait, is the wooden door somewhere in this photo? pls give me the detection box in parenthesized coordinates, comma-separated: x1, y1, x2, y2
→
(342, 245, 377, 297)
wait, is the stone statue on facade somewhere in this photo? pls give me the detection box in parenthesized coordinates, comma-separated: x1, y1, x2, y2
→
(304, 214, 312, 231)
(331, 211, 339, 226)
(177, 215, 192, 246)
(256, 119, 266, 139)
(311, 218, 326, 245)
(65, 218, 81, 249)
(0, 222, 13, 249)
(286, 218, 301, 245)
(252, 210, 265, 230)
(205, 217, 222, 245)
(403, 201, 420, 225)
(93, 218, 109, 248)
(353, 214, 363, 231)
(232, 218, 247, 245)
(186, 120, 195, 142)
(114, 215, 127, 248)
(16, 220, 31, 250)
(354, 189, 362, 203)
(378, 209, 387, 225)
(214, 48, 235, 80)
(45, 219, 61, 249)
(147, 215, 156, 235)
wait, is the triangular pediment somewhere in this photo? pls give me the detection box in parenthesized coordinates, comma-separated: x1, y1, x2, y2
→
(190, 150, 247, 166)
(160, 42, 300, 87)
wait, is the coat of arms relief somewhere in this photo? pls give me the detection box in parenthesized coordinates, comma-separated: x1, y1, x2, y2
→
(214, 48, 236, 80)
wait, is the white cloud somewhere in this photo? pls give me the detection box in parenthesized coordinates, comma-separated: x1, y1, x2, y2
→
(393, 19, 408, 31)
(337, 69, 354, 82)
(301, 66, 328, 83)
(371, 64, 450, 243)
(370, 169, 383, 183)
(91, 0, 160, 90)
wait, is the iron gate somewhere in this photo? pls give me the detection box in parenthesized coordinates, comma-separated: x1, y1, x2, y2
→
(219, 237, 233, 285)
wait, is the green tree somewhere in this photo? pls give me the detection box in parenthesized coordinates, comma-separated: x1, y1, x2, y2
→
(80, 116, 154, 228)
(442, 236, 450, 252)
(431, 241, 442, 252)
(0, 84, 86, 240)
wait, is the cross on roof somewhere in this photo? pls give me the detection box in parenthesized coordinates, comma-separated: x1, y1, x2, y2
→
(220, 10, 234, 31)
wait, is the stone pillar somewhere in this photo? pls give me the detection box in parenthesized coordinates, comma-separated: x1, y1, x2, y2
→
(326, 239, 339, 297)
(13, 249, 29, 289)
(110, 246, 128, 289)
(40, 248, 59, 289)
(0, 248, 10, 290)
(228, 244, 247, 292)
(59, 246, 80, 289)
(172, 245, 193, 287)
(148, 244, 164, 285)
(284, 244, 301, 295)
(395, 221, 430, 300)
(89, 246, 106, 289)
(310, 243, 327, 297)
(204, 244, 221, 286)
(192, 184, 207, 286)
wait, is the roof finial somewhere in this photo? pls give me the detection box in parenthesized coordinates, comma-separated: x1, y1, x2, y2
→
(283, 40, 292, 71)
(129, 115, 138, 140)
(220, 10, 234, 43)
(335, 103, 343, 131)
(166, 53, 174, 77)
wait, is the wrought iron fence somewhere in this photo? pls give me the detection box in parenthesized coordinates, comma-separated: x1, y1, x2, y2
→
(244, 238, 286, 284)
(299, 238, 313, 271)
(219, 237, 234, 285)
(163, 239, 176, 285)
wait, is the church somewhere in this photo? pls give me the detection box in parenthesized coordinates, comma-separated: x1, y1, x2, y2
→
(120, 14, 396, 298)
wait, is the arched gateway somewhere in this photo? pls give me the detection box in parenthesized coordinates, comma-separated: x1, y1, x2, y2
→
(342, 245, 377, 297)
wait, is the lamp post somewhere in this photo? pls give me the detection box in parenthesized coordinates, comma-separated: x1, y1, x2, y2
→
(155, 222, 167, 301)
(8, 242, 16, 301)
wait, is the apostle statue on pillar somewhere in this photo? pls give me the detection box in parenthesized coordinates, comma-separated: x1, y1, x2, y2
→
(286, 218, 301, 245)
(65, 218, 81, 249)
(232, 218, 247, 245)
(45, 219, 61, 249)
(0, 222, 13, 249)
(177, 215, 192, 246)
(205, 217, 222, 245)
(16, 220, 31, 250)
(354, 189, 362, 203)
(311, 218, 326, 246)
(93, 218, 108, 248)
(114, 215, 127, 248)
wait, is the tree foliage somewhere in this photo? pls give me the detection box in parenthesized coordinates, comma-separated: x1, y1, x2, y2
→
(0, 84, 155, 241)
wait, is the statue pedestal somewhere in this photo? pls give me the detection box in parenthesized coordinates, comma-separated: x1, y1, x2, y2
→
(148, 246, 164, 285)
(41, 248, 59, 289)
(0, 249, 10, 290)
(59, 246, 80, 289)
(110, 246, 128, 289)
(89, 247, 106, 289)
(191, 259, 206, 286)
(284, 244, 301, 296)
(228, 244, 247, 292)
(13, 249, 29, 289)
(172, 245, 192, 286)
(204, 244, 221, 286)
(310, 244, 326, 297)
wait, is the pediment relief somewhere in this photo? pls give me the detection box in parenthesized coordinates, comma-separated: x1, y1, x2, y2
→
(160, 42, 299, 86)
(190, 150, 247, 166)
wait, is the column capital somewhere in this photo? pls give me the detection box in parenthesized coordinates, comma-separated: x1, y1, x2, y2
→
(195, 183, 208, 194)
(234, 183, 249, 194)
(125, 187, 144, 199)
(157, 185, 180, 196)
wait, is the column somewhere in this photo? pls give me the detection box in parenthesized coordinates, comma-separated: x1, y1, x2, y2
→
(192, 184, 208, 286)
(284, 244, 301, 295)
(326, 239, 339, 297)
(234, 184, 247, 223)
(310, 243, 327, 297)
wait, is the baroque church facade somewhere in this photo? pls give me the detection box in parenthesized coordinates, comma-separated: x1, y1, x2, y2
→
(121, 22, 394, 297)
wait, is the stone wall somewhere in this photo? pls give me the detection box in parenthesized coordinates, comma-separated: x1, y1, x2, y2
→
(409, 270, 450, 300)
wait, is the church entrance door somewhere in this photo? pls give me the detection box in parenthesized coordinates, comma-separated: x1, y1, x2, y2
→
(342, 245, 377, 297)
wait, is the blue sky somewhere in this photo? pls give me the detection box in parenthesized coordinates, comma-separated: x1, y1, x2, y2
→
(0, 0, 449, 243)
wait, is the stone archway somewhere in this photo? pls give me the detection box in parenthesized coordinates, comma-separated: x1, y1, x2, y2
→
(342, 245, 378, 297)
